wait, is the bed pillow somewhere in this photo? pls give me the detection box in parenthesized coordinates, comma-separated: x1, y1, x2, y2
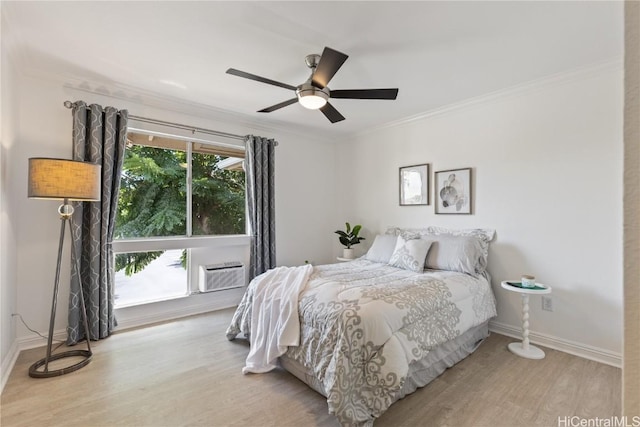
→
(385, 226, 422, 241)
(426, 226, 495, 274)
(364, 234, 398, 263)
(386, 226, 495, 274)
(425, 234, 483, 276)
(388, 235, 433, 272)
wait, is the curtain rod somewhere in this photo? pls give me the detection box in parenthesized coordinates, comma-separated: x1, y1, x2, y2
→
(63, 100, 246, 142)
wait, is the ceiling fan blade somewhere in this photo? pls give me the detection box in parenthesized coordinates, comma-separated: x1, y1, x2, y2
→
(312, 47, 348, 89)
(258, 98, 299, 113)
(320, 102, 345, 123)
(226, 68, 297, 91)
(330, 88, 399, 100)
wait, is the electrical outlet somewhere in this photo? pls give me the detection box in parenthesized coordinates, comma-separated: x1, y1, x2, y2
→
(542, 296, 553, 312)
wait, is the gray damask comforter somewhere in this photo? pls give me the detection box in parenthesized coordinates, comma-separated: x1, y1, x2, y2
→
(227, 259, 497, 426)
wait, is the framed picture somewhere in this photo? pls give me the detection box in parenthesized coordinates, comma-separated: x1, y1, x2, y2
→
(435, 167, 472, 214)
(399, 164, 429, 206)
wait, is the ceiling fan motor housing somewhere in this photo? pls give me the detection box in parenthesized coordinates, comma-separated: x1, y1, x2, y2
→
(298, 53, 330, 108)
(305, 54, 321, 69)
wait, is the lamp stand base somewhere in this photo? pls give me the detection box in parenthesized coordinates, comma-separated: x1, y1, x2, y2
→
(29, 350, 92, 378)
(30, 209, 93, 379)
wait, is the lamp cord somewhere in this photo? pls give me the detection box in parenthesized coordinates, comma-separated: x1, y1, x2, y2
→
(12, 313, 65, 350)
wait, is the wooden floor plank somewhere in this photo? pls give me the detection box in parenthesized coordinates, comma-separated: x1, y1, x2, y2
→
(0, 309, 621, 427)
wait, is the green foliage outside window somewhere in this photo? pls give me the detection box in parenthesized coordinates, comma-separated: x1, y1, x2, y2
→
(114, 144, 246, 276)
(191, 152, 245, 236)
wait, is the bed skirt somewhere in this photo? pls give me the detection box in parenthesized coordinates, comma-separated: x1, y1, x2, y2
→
(279, 321, 490, 408)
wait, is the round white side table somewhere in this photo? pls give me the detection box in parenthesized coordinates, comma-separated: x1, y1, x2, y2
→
(336, 257, 353, 262)
(501, 280, 552, 360)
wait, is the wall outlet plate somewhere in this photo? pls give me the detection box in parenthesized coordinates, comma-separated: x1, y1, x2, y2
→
(542, 296, 553, 312)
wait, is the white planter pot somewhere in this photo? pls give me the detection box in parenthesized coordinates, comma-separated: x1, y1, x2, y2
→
(343, 248, 355, 259)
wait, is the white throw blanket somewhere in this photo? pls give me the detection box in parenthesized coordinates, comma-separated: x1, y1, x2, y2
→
(242, 264, 313, 374)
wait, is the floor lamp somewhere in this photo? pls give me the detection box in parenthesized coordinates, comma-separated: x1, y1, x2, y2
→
(27, 157, 101, 378)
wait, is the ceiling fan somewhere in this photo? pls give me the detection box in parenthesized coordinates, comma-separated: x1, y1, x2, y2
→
(226, 47, 399, 123)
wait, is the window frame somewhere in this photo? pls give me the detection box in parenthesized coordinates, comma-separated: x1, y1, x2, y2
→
(121, 127, 247, 239)
(113, 127, 248, 305)
(112, 235, 251, 302)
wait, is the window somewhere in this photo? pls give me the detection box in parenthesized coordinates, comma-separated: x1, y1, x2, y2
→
(114, 250, 188, 306)
(191, 150, 245, 235)
(116, 141, 188, 237)
(113, 131, 246, 307)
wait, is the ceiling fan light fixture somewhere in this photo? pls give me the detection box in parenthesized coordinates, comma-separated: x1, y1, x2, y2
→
(227, 46, 398, 123)
(299, 93, 327, 110)
(296, 84, 329, 110)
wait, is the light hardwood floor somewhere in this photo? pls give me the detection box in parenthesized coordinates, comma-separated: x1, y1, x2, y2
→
(1, 308, 621, 427)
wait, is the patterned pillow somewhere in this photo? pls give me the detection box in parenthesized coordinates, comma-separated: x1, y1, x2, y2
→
(388, 235, 433, 272)
(385, 226, 422, 241)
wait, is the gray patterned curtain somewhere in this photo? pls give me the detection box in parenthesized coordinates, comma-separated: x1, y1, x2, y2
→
(245, 135, 277, 279)
(68, 101, 128, 344)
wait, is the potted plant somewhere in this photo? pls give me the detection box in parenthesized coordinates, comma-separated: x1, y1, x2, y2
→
(335, 222, 365, 259)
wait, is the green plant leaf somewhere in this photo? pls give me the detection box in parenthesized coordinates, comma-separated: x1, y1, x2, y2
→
(336, 222, 366, 248)
(335, 230, 349, 238)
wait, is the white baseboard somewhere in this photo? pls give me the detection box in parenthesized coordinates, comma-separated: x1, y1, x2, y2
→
(2, 329, 67, 392)
(16, 329, 67, 351)
(1, 339, 19, 394)
(489, 320, 622, 368)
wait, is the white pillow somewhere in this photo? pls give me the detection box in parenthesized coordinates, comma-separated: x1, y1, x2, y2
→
(365, 234, 398, 263)
(388, 236, 433, 272)
(426, 227, 493, 274)
(425, 235, 483, 276)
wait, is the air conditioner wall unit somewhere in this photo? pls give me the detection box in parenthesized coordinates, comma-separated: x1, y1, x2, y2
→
(198, 262, 245, 293)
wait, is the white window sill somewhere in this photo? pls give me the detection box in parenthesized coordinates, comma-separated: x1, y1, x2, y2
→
(112, 234, 251, 252)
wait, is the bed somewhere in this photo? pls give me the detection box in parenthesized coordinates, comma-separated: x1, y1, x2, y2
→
(227, 227, 497, 427)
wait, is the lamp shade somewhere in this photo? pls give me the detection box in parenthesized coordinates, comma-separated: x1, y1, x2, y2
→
(28, 158, 101, 201)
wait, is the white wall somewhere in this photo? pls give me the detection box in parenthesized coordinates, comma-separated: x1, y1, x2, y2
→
(8, 72, 338, 351)
(0, 15, 20, 390)
(338, 64, 624, 362)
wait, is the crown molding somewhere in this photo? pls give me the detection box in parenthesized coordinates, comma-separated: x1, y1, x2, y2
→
(16, 64, 341, 145)
(354, 56, 624, 139)
(60, 77, 341, 144)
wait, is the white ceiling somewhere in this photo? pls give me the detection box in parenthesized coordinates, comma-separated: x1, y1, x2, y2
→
(2, 1, 623, 137)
